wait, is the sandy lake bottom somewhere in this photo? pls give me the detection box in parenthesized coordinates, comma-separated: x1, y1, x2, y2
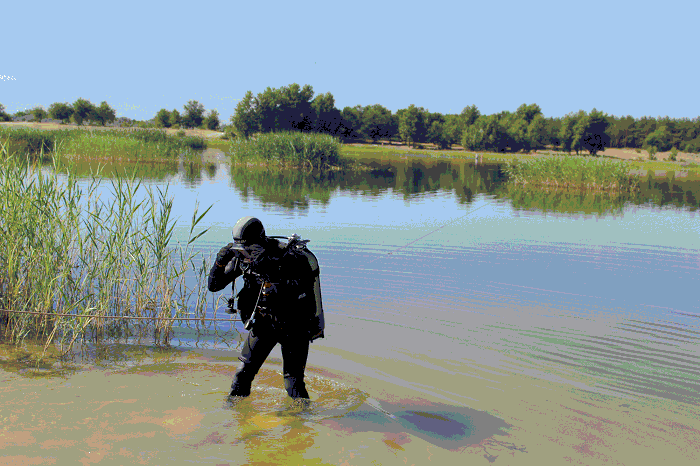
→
(1, 334, 699, 466)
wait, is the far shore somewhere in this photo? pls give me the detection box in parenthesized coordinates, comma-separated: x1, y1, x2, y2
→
(3, 121, 700, 166)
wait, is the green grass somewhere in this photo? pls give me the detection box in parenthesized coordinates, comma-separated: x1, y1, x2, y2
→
(228, 131, 345, 169)
(0, 142, 212, 356)
(0, 126, 207, 161)
(504, 155, 641, 191)
(340, 144, 475, 162)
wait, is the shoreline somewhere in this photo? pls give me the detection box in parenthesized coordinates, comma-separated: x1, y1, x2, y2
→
(3, 122, 700, 174)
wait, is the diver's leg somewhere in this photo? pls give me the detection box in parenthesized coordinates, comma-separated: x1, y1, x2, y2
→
(280, 334, 310, 399)
(230, 327, 277, 397)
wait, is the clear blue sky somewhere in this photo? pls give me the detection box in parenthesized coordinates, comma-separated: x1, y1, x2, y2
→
(2, 0, 698, 122)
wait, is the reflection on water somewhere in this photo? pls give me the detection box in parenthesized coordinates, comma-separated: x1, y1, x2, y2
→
(43, 151, 700, 213)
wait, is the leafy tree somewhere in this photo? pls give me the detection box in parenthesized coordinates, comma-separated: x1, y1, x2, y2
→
(171, 109, 181, 127)
(461, 105, 481, 127)
(608, 115, 635, 148)
(341, 105, 365, 140)
(644, 126, 672, 151)
(445, 105, 480, 147)
(427, 120, 450, 149)
(545, 117, 561, 147)
(684, 137, 700, 154)
(462, 114, 507, 152)
(277, 83, 314, 132)
(205, 109, 220, 130)
(559, 111, 585, 153)
(515, 103, 542, 125)
(30, 106, 48, 122)
(398, 104, 420, 147)
(182, 100, 206, 128)
(155, 108, 171, 128)
(501, 112, 528, 151)
(93, 101, 116, 126)
(231, 90, 258, 138)
(48, 102, 73, 122)
(361, 104, 393, 143)
(72, 98, 96, 125)
(574, 109, 611, 156)
(0, 103, 10, 121)
(310, 91, 342, 135)
(256, 86, 283, 132)
(414, 107, 433, 144)
(527, 114, 548, 150)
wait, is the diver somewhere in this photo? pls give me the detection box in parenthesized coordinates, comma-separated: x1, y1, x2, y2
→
(208, 216, 325, 399)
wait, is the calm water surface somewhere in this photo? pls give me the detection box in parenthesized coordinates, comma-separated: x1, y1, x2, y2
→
(3, 154, 700, 464)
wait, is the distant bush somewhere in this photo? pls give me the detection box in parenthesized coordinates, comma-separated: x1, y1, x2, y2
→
(669, 147, 679, 161)
(176, 130, 186, 137)
(646, 145, 658, 161)
(180, 136, 206, 150)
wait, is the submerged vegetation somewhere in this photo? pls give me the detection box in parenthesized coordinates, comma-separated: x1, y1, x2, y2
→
(504, 156, 641, 191)
(0, 142, 212, 355)
(228, 131, 345, 169)
(0, 126, 206, 160)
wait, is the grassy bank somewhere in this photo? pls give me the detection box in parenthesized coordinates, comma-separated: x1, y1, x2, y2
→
(228, 131, 345, 169)
(0, 126, 207, 161)
(0, 142, 212, 355)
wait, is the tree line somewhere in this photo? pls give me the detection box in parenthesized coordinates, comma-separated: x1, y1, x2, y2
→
(0, 99, 117, 126)
(0, 99, 221, 130)
(229, 83, 700, 154)
(3, 87, 699, 154)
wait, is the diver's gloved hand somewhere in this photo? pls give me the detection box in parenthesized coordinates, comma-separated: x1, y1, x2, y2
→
(215, 243, 236, 267)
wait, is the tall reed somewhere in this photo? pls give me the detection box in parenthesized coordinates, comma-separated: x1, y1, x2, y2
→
(504, 156, 641, 191)
(0, 141, 212, 355)
(228, 131, 345, 169)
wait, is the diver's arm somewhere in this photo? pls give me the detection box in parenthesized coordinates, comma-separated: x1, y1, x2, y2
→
(208, 244, 243, 292)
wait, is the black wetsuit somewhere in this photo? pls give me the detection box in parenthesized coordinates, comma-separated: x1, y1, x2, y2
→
(207, 238, 316, 398)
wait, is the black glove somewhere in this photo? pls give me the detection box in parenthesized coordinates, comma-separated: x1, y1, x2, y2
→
(215, 243, 236, 267)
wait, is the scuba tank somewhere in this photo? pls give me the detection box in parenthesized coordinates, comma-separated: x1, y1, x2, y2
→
(269, 234, 325, 341)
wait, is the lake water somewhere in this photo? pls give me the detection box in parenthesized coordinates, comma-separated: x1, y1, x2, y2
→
(2, 152, 700, 465)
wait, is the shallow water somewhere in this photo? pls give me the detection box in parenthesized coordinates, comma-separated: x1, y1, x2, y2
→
(3, 155, 700, 465)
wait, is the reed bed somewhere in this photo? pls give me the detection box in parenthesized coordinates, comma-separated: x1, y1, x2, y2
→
(0, 141, 212, 356)
(228, 131, 345, 170)
(0, 127, 206, 161)
(504, 155, 641, 191)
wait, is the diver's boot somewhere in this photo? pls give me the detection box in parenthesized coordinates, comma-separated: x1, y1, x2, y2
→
(284, 376, 309, 399)
(229, 383, 251, 397)
(229, 364, 255, 397)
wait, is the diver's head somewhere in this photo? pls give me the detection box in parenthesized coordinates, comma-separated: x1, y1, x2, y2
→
(231, 216, 266, 263)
